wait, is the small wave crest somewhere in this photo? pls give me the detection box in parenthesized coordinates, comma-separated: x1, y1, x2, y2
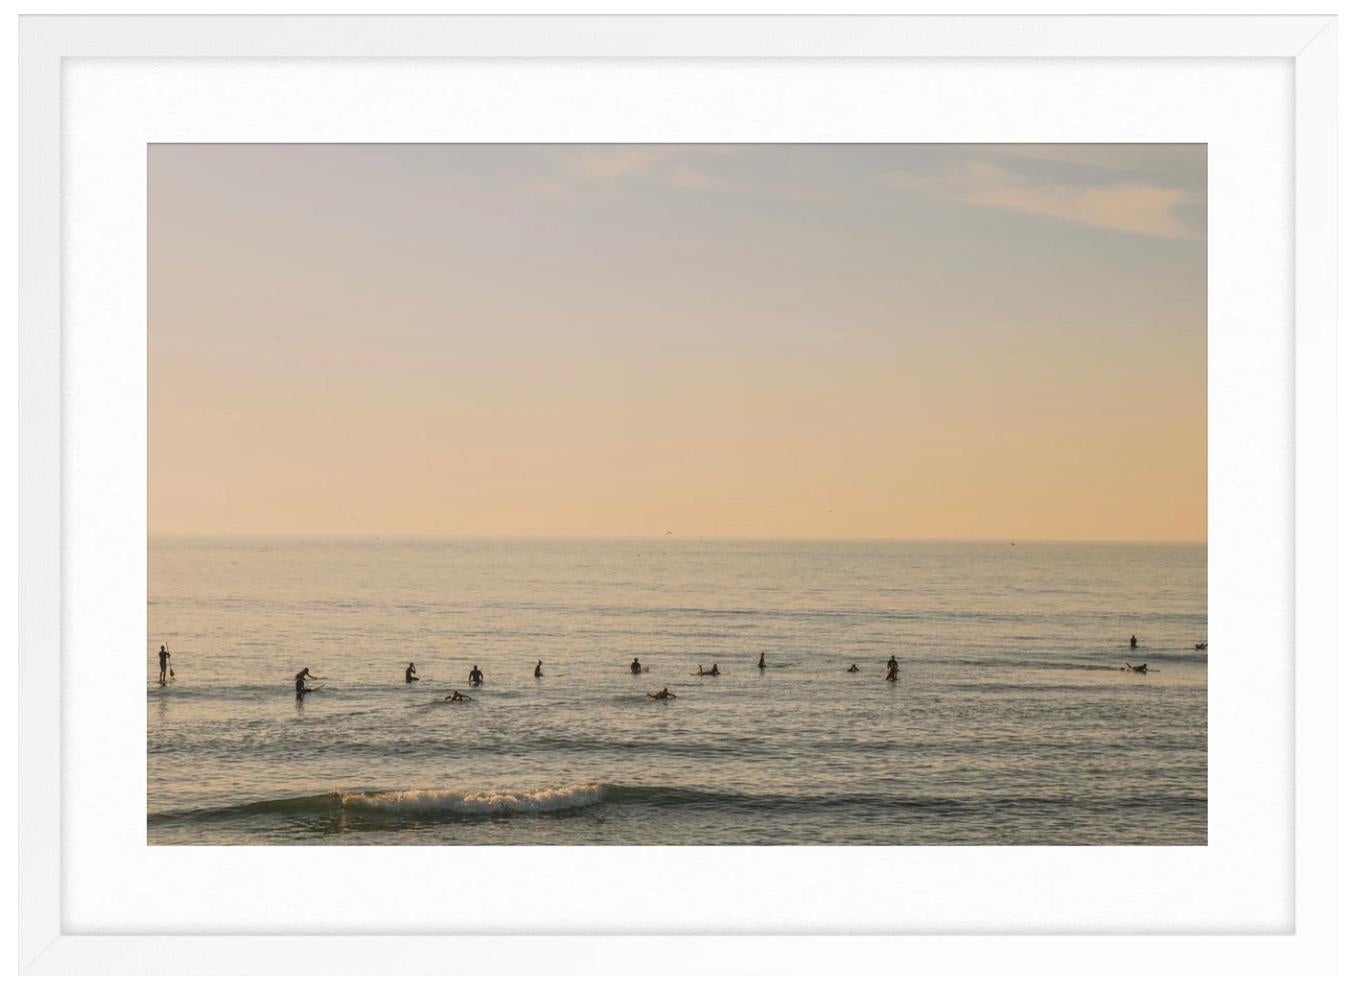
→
(151, 782, 609, 828)
(338, 783, 605, 815)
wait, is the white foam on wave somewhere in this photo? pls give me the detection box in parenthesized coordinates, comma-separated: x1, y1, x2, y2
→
(338, 782, 607, 815)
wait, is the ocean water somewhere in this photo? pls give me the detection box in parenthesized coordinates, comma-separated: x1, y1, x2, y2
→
(147, 539, 1207, 845)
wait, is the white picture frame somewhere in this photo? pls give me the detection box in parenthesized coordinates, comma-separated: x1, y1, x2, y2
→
(15, 6, 1342, 976)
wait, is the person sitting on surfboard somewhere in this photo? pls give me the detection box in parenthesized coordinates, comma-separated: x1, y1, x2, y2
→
(158, 644, 171, 686)
(847, 663, 860, 673)
(467, 665, 484, 686)
(630, 657, 642, 674)
(534, 660, 543, 678)
(405, 662, 419, 684)
(648, 688, 676, 700)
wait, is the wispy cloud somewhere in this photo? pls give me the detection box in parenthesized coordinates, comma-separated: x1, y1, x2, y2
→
(879, 155, 1202, 240)
(560, 146, 842, 207)
(965, 182, 1196, 239)
(568, 146, 681, 181)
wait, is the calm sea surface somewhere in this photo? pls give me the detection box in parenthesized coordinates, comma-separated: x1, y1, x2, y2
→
(148, 539, 1207, 845)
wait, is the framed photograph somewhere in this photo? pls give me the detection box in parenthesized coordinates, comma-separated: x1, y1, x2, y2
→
(16, 7, 1341, 976)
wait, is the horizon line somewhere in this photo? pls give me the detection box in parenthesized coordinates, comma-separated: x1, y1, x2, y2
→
(148, 532, 1208, 545)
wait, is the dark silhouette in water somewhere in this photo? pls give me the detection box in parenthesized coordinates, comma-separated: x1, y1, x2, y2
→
(158, 644, 172, 686)
(1130, 635, 1138, 649)
(405, 663, 419, 684)
(467, 665, 484, 687)
(847, 663, 860, 673)
(294, 667, 317, 697)
(534, 660, 543, 678)
(696, 664, 720, 676)
(885, 655, 900, 682)
(630, 657, 642, 675)
(1194, 642, 1207, 651)
(757, 652, 766, 670)
(1124, 661, 1149, 674)
(444, 691, 474, 703)
(648, 688, 676, 700)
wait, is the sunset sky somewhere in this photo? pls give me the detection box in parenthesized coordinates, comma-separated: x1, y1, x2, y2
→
(149, 144, 1206, 540)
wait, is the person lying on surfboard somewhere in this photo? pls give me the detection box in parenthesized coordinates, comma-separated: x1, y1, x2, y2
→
(648, 688, 676, 700)
(1124, 662, 1149, 674)
(443, 691, 473, 703)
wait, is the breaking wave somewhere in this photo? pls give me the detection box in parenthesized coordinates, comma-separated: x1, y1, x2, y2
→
(338, 783, 606, 815)
(148, 781, 1206, 835)
(149, 782, 610, 827)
